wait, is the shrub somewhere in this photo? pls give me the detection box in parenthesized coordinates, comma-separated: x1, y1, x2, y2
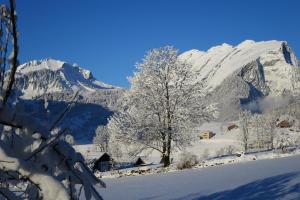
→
(225, 145, 236, 155)
(201, 148, 210, 160)
(216, 148, 225, 157)
(176, 152, 199, 170)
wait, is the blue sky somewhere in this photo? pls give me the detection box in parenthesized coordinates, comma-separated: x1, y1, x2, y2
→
(17, 0, 300, 87)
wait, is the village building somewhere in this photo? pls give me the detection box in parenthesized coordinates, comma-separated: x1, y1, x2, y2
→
(277, 120, 291, 128)
(73, 144, 112, 172)
(199, 131, 215, 140)
(134, 157, 146, 166)
(93, 152, 112, 172)
(227, 124, 238, 131)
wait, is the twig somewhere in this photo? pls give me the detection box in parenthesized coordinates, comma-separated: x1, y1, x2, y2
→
(25, 128, 68, 161)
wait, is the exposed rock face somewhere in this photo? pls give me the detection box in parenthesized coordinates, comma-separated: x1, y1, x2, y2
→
(180, 40, 300, 119)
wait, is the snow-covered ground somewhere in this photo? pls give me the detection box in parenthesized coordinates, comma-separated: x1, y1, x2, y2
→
(99, 155, 300, 200)
(144, 120, 300, 164)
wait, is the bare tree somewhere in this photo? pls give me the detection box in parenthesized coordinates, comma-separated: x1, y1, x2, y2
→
(252, 114, 264, 150)
(108, 46, 214, 167)
(93, 125, 110, 152)
(274, 133, 294, 153)
(263, 114, 277, 150)
(239, 110, 251, 153)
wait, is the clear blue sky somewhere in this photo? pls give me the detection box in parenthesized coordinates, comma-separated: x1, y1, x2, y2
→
(16, 0, 300, 87)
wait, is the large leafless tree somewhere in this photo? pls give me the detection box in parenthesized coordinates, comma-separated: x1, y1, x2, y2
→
(108, 46, 213, 167)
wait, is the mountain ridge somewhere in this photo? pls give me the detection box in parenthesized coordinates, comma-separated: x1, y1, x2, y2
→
(11, 39, 300, 142)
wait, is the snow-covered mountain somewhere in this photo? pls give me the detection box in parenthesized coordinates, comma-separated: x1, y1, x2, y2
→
(12, 58, 124, 143)
(11, 40, 300, 142)
(179, 40, 300, 119)
(15, 58, 116, 99)
(180, 40, 299, 95)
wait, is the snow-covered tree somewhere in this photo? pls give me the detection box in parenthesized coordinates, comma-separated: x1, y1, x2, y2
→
(225, 145, 235, 156)
(263, 114, 277, 150)
(274, 133, 294, 153)
(0, 1, 104, 199)
(65, 133, 75, 145)
(93, 125, 110, 152)
(108, 46, 213, 167)
(176, 151, 199, 170)
(252, 114, 264, 150)
(239, 110, 251, 153)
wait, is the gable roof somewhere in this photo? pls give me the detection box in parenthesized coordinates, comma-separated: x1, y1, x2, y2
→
(73, 144, 108, 160)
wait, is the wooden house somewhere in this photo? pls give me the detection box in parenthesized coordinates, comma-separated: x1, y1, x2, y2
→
(134, 157, 146, 166)
(93, 153, 112, 172)
(199, 131, 215, 140)
(73, 144, 112, 172)
(276, 120, 291, 128)
(227, 124, 238, 131)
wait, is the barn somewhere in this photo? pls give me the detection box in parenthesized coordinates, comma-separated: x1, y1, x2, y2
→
(134, 157, 146, 166)
(73, 144, 112, 172)
(227, 124, 238, 131)
(93, 153, 112, 172)
(277, 120, 291, 128)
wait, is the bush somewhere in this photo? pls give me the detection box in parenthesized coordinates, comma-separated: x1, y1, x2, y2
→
(176, 152, 199, 170)
(201, 148, 210, 160)
(225, 145, 235, 155)
(215, 148, 225, 157)
(274, 133, 294, 153)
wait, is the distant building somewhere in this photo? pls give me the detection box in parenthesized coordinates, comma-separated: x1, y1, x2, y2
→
(134, 157, 146, 166)
(199, 131, 215, 139)
(73, 144, 112, 172)
(227, 124, 238, 131)
(93, 153, 112, 172)
(276, 120, 291, 128)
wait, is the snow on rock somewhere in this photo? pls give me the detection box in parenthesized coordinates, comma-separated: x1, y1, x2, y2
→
(179, 40, 300, 96)
(15, 58, 117, 99)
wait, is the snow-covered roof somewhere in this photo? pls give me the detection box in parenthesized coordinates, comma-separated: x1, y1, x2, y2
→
(73, 144, 107, 160)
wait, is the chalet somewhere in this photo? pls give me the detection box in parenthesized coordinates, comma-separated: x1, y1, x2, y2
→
(227, 124, 238, 131)
(199, 131, 215, 140)
(73, 144, 112, 172)
(134, 157, 146, 166)
(276, 120, 291, 128)
(93, 153, 112, 172)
